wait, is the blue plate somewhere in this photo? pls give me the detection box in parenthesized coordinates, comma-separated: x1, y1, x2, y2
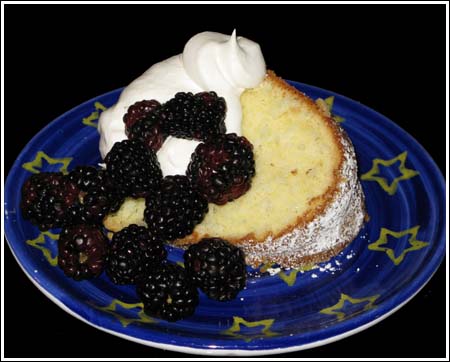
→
(4, 81, 445, 355)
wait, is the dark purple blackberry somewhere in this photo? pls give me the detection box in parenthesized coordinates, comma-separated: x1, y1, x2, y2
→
(67, 166, 124, 224)
(123, 99, 161, 132)
(127, 112, 167, 152)
(144, 175, 208, 242)
(67, 166, 104, 191)
(184, 238, 246, 301)
(106, 225, 167, 285)
(136, 262, 199, 321)
(187, 133, 255, 205)
(58, 224, 109, 280)
(161, 91, 226, 141)
(21, 172, 79, 230)
(104, 139, 162, 198)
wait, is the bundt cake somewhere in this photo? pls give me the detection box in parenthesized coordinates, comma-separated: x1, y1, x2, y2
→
(103, 71, 365, 268)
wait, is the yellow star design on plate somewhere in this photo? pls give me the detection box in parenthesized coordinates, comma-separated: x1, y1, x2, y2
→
(316, 96, 345, 123)
(320, 293, 380, 321)
(259, 263, 298, 286)
(94, 299, 155, 327)
(82, 101, 107, 128)
(26, 231, 59, 266)
(259, 262, 316, 286)
(360, 151, 419, 195)
(368, 226, 428, 265)
(222, 316, 279, 342)
(275, 269, 299, 286)
(22, 151, 73, 174)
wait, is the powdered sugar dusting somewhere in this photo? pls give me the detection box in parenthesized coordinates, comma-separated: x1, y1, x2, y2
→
(242, 126, 366, 268)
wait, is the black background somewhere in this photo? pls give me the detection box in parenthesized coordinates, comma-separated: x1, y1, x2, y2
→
(4, 4, 446, 358)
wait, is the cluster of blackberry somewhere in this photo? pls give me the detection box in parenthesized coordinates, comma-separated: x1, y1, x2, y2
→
(124, 91, 226, 149)
(136, 237, 246, 322)
(123, 92, 255, 205)
(21, 167, 123, 231)
(20, 91, 252, 321)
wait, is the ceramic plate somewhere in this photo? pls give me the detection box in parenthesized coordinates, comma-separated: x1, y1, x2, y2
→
(4, 81, 445, 356)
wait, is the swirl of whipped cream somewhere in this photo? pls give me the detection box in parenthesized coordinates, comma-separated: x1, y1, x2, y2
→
(98, 31, 266, 176)
(183, 30, 266, 135)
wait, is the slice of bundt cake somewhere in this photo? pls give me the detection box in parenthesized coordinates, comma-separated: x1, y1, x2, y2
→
(104, 71, 365, 268)
(173, 71, 365, 267)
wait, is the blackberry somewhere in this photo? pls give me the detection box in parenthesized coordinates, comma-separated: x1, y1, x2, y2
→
(123, 99, 161, 132)
(104, 139, 162, 198)
(184, 238, 246, 301)
(58, 224, 109, 280)
(67, 166, 104, 191)
(144, 175, 208, 241)
(21, 172, 79, 230)
(67, 166, 123, 224)
(187, 133, 255, 205)
(106, 225, 167, 285)
(136, 262, 198, 321)
(162, 91, 226, 141)
(128, 112, 167, 152)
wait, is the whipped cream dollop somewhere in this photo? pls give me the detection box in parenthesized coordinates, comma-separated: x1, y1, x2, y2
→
(98, 30, 266, 176)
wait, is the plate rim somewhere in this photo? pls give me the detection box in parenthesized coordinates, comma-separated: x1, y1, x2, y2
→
(4, 81, 446, 355)
(5, 240, 439, 356)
